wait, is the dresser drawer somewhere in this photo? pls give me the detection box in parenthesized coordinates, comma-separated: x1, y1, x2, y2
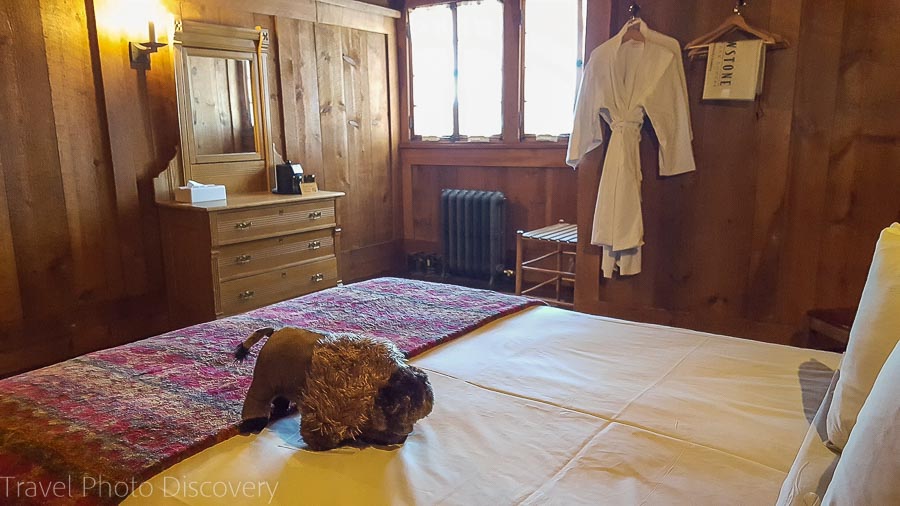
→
(213, 199, 336, 246)
(216, 229, 335, 281)
(219, 256, 338, 316)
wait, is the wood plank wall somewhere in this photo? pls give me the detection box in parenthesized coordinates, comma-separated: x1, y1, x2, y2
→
(405, 164, 578, 262)
(572, 0, 900, 344)
(0, 0, 400, 377)
(400, 0, 900, 345)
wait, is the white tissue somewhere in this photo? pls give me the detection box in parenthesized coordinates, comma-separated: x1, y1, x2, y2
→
(174, 181, 227, 203)
(183, 180, 215, 189)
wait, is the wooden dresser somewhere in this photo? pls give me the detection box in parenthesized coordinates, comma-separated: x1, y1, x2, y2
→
(158, 191, 344, 327)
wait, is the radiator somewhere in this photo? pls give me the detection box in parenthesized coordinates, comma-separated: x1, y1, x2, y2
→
(440, 189, 507, 285)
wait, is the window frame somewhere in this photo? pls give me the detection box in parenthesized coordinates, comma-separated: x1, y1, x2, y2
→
(402, 0, 589, 147)
(407, 0, 504, 142)
(519, 0, 585, 141)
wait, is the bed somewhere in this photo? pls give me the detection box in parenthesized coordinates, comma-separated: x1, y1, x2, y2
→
(132, 302, 839, 504)
(0, 278, 840, 505)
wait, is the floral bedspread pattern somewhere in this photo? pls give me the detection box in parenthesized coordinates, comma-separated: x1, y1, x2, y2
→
(0, 278, 541, 504)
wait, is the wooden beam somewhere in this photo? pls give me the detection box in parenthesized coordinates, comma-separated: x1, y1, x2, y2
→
(319, 0, 401, 18)
(183, 0, 317, 22)
(387, 25, 403, 242)
(502, 0, 522, 141)
(402, 145, 567, 168)
(317, 2, 396, 34)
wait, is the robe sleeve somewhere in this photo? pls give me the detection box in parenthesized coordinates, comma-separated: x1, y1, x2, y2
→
(566, 58, 603, 168)
(644, 52, 696, 176)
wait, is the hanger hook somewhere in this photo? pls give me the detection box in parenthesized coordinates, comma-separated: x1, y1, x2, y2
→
(629, 2, 641, 20)
(734, 0, 748, 15)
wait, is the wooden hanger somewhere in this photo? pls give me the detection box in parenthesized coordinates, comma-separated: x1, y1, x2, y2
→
(684, 1, 787, 58)
(621, 3, 646, 43)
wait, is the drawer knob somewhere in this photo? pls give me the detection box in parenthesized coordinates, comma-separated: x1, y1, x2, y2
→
(311, 273, 325, 283)
(235, 221, 253, 230)
(238, 290, 255, 300)
(308, 240, 322, 250)
(235, 254, 252, 264)
(308, 211, 323, 220)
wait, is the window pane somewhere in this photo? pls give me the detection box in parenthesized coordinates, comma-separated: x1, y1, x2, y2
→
(457, 0, 503, 137)
(409, 5, 454, 137)
(524, 0, 585, 136)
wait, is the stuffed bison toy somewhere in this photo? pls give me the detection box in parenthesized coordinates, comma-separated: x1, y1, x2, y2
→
(234, 327, 434, 451)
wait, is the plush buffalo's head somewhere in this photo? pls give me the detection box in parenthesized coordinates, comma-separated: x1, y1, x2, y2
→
(367, 365, 434, 445)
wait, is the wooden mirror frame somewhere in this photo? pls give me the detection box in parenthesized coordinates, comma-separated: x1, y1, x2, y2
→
(160, 20, 275, 198)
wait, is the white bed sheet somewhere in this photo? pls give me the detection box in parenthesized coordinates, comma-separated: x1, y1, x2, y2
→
(126, 306, 840, 505)
(775, 370, 841, 505)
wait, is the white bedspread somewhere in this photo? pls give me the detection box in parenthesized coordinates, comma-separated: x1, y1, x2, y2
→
(126, 306, 839, 505)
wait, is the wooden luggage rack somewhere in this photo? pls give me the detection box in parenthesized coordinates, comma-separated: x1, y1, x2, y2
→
(515, 221, 577, 308)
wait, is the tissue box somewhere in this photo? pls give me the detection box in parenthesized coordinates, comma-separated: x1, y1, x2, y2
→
(174, 184, 226, 203)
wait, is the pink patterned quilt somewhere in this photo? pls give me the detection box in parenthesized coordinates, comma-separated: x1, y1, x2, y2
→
(0, 278, 542, 504)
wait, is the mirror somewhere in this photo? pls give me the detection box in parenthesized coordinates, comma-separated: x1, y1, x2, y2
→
(163, 20, 276, 195)
(187, 55, 257, 155)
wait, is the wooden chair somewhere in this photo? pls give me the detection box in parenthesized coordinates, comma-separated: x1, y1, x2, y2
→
(515, 221, 577, 308)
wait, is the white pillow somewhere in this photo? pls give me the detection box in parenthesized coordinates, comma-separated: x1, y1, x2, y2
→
(826, 223, 900, 450)
(823, 342, 900, 505)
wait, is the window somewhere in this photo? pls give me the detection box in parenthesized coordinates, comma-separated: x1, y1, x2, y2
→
(408, 1, 503, 140)
(523, 0, 587, 137)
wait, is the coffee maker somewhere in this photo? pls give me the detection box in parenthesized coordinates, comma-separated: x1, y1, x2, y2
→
(274, 161, 303, 194)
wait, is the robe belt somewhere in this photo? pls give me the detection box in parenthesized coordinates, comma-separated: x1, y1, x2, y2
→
(609, 119, 643, 133)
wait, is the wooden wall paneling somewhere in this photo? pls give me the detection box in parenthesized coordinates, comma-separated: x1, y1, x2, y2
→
(366, 31, 395, 246)
(814, 0, 900, 308)
(0, 0, 76, 320)
(276, 17, 325, 185)
(44, 0, 125, 307)
(0, 161, 23, 326)
(743, 0, 803, 322)
(93, 0, 163, 297)
(315, 24, 353, 252)
(674, 93, 758, 321)
(0, 10, 24, 327)
(342, 27, 373, 251)
(138, 7, 179, 293)
(406, 165, 577, 264)
(773, 0, 848, 324)
(338, 26, 397, 277)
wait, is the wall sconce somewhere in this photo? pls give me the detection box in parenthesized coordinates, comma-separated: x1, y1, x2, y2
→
(130, 21, 166, 70)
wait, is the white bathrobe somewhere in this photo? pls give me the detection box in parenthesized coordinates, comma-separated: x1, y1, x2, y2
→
(567, 20, 695, 278)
